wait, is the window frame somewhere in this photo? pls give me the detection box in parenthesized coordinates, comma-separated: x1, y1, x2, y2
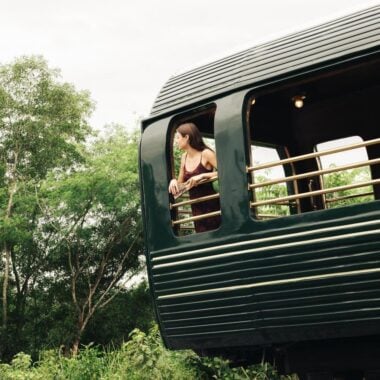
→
(167, 104, 221, 237)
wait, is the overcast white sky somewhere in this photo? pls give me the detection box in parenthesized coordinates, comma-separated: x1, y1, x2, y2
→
(1, 0, 378, 131)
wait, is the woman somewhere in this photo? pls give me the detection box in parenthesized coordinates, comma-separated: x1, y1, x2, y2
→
(168, 122, 221, 233)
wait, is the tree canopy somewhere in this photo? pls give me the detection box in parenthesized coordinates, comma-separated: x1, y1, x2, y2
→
(0, 57, 150, 360)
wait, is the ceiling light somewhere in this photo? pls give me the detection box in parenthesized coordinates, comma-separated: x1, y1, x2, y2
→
(292, 95, 306, 109)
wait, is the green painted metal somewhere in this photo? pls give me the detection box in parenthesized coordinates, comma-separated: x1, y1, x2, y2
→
(139, 5, 380, 352)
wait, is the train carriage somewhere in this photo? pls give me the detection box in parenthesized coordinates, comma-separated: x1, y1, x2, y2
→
(139, 6, 380, 378)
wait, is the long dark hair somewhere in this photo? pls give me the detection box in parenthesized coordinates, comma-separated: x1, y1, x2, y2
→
(176, 122, 209, 151)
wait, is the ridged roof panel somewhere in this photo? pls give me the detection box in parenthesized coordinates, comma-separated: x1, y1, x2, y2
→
(150, 6, 380, 117)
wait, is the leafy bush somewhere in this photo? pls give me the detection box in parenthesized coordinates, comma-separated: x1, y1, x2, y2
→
(0, 327, 297, 379)
(102, 326, 198, 380)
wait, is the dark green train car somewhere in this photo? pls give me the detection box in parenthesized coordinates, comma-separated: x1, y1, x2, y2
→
(139, 6, 380, 377)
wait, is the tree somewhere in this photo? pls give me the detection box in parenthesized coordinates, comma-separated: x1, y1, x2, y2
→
(83, 281, 153, 347)
(37, 127, 144, 355)
(0, 56, 93, 334)
(323, 166, 374, 207)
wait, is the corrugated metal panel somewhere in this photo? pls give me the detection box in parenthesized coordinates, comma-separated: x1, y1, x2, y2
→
(153, 215, 380, 344)
(150, 6, 380, 117)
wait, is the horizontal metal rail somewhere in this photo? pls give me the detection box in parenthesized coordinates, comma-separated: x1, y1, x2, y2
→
(325, 191, 374, 203)
(256, 214, 279, 219)
(247, 137, 380, 173)
(255, 200, 296, 206)
(171, 176, 220, 229)
(170, 193, 220, 209)
(174, 176, 218, 196)
(172, 211, 221, 226)
(250, 178, 380, 207)
(249, 158, 380, 190)
(177, 210, 193, 215)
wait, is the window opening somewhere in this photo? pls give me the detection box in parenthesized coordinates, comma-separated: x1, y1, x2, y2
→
(249, 144, 298, 219)
(316, 136, 376, 208)
(168, 111, 221, 236)
(247, 137, 380, 217)
(245, 61, 380, 220)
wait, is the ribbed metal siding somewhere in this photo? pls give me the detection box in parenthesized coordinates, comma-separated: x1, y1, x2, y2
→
(152, 216, 380, 344)
(150, 6, 380, 117)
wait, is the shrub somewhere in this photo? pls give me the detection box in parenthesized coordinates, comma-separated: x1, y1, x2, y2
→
(0, 326, 297, 379)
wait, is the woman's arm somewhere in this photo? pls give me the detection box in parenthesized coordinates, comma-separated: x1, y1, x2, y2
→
(204, 148, 217, 170)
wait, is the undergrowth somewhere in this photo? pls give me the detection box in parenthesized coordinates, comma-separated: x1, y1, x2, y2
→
(0, 326, 297, 380)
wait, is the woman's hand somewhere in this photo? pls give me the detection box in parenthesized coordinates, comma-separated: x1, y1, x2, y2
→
(168, 179, 179, 195)
(187, 174, 204, 189)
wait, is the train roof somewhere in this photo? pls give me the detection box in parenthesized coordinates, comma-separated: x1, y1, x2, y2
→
(149, 5, 380, 119)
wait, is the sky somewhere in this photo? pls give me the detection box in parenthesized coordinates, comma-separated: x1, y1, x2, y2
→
(0, 0, 379, 132)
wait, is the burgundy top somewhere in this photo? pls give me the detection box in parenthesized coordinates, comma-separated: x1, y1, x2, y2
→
(183, 152, 221, 233)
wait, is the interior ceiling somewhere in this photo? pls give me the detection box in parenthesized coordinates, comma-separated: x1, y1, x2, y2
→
(250, 56, 380, 147)
(255, 56, 380, 109)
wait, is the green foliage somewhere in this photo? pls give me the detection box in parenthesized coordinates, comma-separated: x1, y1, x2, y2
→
(0, 55, 148, 359)
(0, 55, 94, 360)
(83, 282, 153, 346)
(173, 144, 182, 178)
(103, 326, 198, 380)
(0, 113, 149, 360)
(253, 166, 374, 218)
(323, 166, 373, 208)
(32, 127, 145, 352)
(254, 171, 290, 217)
(0, 327, 297, 379)
(191, 355, 295, 380)
(0, 55, 93, 181)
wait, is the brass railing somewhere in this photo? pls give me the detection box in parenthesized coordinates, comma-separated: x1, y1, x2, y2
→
(325, 191, 374, 203)
(251, 179, 380, 208)
(256, 214, 279, 219)
(248, 158, 380, 190)
(247, 138, 380, 173)
(248, 138, 380, 212)
(170, 176, 220, 227)
(172, 211, 221, 226)
(170, 193, 220, 210)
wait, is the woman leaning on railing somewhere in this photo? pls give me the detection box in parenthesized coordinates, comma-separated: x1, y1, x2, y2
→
(168, 122, 221, 233)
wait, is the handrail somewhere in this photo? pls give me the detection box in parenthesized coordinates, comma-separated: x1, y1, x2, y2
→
(249, 158, 380, 190)
(170, 193, 220, 209)
(177, 210, 193, 215)
(170, 176, 220, 230)
(255, 200, 296, 206)
(250, 178, 380, 207)
(172, 176, 218, 200)
(247, 137, 380, 173)
(172, 211, 221, 226)
(325, 191, 374, 203)
(257, 214, 279, 219)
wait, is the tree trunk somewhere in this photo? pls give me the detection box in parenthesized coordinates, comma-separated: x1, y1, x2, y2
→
(2, 242, 10, 328)
(71, 337, 80, 357)
(2, 181, 16, 329)
(71, 313, 87, 356)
